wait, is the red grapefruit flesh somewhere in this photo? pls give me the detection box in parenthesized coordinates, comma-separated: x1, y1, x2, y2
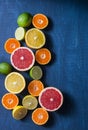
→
(10, 47, 35, 71)
(39, 87, 63, 112)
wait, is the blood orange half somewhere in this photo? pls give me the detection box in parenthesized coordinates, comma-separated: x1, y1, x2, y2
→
(39, 87, 63, 112)
(10, 47, 35, 71)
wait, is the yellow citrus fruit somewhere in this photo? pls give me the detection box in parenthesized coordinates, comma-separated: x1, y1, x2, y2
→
(25, 28, 46, 49)
(15, 27, 26, 41)
(4, 72, 26, 94)
(12, 105, 28, 120)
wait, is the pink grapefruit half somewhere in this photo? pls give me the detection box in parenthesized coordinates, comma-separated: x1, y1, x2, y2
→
(10, 47, 35, 71)
(39, 87, 63, 112)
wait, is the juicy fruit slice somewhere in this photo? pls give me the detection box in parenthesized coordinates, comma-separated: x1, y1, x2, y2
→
(39, 87, 63, 112)
(17, 12, 32, 27)
(29, 66, 43, 80)
(11, 47, 35, 71)
(32, 108, 49, 125)
(22, 95, 38, 110)
(32, 13, 48, 29)
(0, 62, 12, 75)
(15, 27, 26, 41)
(28, 80, 44, 96)
(25, 28, 46, 49)
(12, 105, 27, 120)
(1, 93, 19, 110)
(4, 38, 21, 54)
(5, 72, 26, 94)
(35, 48, 51, 65)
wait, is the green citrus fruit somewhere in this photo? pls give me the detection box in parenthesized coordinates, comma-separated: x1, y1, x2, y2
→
(17, 12, 32, 27)
(0, 62, 12, 75)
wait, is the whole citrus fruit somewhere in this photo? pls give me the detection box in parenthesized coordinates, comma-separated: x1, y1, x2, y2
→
(0, 62, 12, 75)
(17, 12, 32, 27)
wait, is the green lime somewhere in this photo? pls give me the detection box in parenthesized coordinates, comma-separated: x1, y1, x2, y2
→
(29, 66, 43, 80)
(0, 62, 12, 75)
(17, 12, 32, 27)
(22, 95, 38, 110)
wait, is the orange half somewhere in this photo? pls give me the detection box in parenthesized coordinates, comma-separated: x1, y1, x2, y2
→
(2, 93, 19, 110)
(28, 80, 44, 96)
(32, 108, 49, 125)
(32, 13, 48, 29)
(35, 48, 51, 65)
(4, 38, 21, 54)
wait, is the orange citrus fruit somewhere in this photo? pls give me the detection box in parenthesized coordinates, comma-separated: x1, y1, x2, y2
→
(28, 80, 44, 96)
(12, 105, 28, 120)
(35, 48, 51, 65)
(22, 95, 38, 110)
(4, 38, 21, 54)
(32, 13, 48, 29)
(25, 28, 46, 49)
(10, 47, 35, 71)
(32, 108, 49, 125)
(4, 72, 26, 94)
(39, 87, 63, 112)
(1, 93, 19, 110)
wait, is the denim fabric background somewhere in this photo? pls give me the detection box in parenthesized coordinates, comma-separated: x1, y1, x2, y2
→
(0, 0, 88, 130)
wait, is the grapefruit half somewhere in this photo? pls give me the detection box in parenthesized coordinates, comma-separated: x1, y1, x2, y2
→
(10, 47, 35, 71)
(39, 87, 63, 112)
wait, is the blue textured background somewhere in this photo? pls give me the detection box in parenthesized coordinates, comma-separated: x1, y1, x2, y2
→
(0, 0, 88, 130)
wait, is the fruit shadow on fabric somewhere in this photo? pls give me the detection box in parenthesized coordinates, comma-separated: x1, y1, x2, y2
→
(56, 92, 76, 116)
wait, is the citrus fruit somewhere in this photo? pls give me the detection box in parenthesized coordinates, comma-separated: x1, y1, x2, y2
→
(5, 72, 26, 94)
(17, 12, 32, 27)
(28, 80, 44, 96)
(29, 66, 43, 80)
(4, 38, 21, 54)
(32, 13, 48, 29)
(35, 48, 51, 65)
(12, 105, 28, 120)
(10, 47, 35, 71)
(15, 27, 26, 41)
(1, 93, 19, 110)
(32, 108, 49, 125)
(22, 95, 38, 110)
(0, 62, 12, 75)
(25, 28, 46, 49)
(39, 87, 63, 112)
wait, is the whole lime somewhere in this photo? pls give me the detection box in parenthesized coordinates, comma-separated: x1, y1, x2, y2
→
(0, 62, 12, 75)
(17, 12, 32, 27)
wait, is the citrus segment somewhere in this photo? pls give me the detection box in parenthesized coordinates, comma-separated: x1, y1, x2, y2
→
(32, 13, 48, 29)
(1, 93, 19, 110)
(17, 12, 32, 27)
(22, 95, 38, 110)
(25, 28, 46, 49)
(15, 27, 26, 41)
(10, 47, 35, 71)
(32, 108, 49, 125)
(29, 66, 43, 80)
(35, 48, 51, 65)
(5, 72, 26, 94)
(28, 80, 44, 96)
(0, 62, 12, 75)
(39, 87, 63, 112)
(4, 38, 21, 54)
(12, 105, 28, 120)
